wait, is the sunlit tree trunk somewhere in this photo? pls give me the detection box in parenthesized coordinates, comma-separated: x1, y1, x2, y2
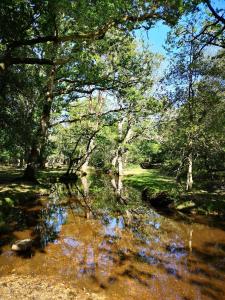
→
(112, 117, 133, 176)
(81, 175, 89, 197)
(186, 148, 193, 191)
(186, 95, 194, 191)
(185, 37, 195, 191)
(80, 138, 95, 173)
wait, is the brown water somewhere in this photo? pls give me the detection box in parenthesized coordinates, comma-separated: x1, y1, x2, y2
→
(0, 175, 225, 300)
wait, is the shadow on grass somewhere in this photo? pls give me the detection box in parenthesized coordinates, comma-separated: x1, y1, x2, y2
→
(124, 167, 225, 217)
(0, 165, 66, 185)
(0, 166, 23, 183)
(124, 169, 177, 192)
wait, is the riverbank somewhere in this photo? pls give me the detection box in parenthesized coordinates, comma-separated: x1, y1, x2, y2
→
(0, 275, 106, 300)
(123, 166, 225, 216)
(0, 166, 65, 205)
(0, 165, 224, 216)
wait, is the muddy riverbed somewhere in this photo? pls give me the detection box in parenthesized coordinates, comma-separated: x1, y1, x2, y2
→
(0, 174, 224, 300)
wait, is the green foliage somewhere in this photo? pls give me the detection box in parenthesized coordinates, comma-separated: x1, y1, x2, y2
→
(0, 0, 224, 196)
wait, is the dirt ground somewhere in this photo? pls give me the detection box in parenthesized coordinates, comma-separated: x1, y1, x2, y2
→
(0, 275, 106, 300)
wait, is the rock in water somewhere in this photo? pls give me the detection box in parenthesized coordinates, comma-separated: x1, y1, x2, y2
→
(11, 239, 33, 252)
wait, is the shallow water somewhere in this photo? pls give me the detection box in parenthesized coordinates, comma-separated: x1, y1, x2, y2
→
(0, 174, 225, 300)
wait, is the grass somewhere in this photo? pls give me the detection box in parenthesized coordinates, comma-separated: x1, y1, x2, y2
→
(0, 166, 66, 206)
(123, 166, 225, 216)
(123, 166, 177, 193)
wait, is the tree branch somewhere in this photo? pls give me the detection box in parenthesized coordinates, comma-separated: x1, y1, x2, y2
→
(50, 107, 128, 127)
(6, 11, 161, 50)
(204, 0, 225, 25)
(9, 57, 54, 65)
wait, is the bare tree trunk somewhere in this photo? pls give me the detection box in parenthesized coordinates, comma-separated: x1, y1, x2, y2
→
(186, 149, 193, 191)
(111, 175, 127, 204)
(111, 175, 123, 197)
(185, 36, 195, 191)
(111, 119, 124, 174)
(118, 148, 123, 176)
(111, 117, 132, 176)
(23, 146, 39, 181)
(81, 175, 89, 197)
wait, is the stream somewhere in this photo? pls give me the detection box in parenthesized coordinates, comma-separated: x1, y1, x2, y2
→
(0, 173, 225, 300)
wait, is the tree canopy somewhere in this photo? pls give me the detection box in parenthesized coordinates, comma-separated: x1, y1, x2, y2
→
(0, 0, 224, 189)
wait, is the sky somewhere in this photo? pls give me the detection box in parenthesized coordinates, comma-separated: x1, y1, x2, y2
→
(135, 0, 224, 55)
(135, 21, 170, 57)
(134, 21, 171, 77)
(134, 0, 225, 74)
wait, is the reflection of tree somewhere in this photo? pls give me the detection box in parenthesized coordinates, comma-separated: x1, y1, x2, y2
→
(61, 176, 95, 219)
(0, 191, 69, 253)
(33, 205, 67, 249)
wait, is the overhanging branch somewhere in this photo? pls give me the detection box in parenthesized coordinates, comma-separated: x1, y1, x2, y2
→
(6, 11, 161, 50)
(204, 0, 225, 25)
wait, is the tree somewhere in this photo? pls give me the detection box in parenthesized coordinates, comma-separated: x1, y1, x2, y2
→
(175, 0, 225, 52)
(0, 0, 204, 181)
(160, 23, 225, 189)
(0, 0, 200, 68)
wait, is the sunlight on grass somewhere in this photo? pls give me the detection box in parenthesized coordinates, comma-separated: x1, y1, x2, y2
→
(124, 166, 177, 192)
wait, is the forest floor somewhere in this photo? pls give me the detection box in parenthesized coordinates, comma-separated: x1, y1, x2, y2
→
(0, 166, 64, 205)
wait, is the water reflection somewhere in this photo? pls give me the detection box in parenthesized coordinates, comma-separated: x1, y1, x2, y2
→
(34, 205, 67, 249)
(0, 173, 224, 299)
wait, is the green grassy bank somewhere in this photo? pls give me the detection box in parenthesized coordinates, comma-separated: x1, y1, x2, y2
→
(123, 166, 225, 215)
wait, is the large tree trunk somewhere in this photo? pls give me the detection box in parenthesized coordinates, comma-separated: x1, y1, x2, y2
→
(23, 65, 56, 181)
(80, 138, 95, 173)
(111, 175, 127, 204)
(111, 147, 124, 176)
(23, 146, 39, 181)
(37, 148, 47, 169)
(111, 118, 132, 176)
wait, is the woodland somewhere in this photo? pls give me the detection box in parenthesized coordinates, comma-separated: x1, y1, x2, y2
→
(0, 1, 225, 299)
(1, 0, 224, 189)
